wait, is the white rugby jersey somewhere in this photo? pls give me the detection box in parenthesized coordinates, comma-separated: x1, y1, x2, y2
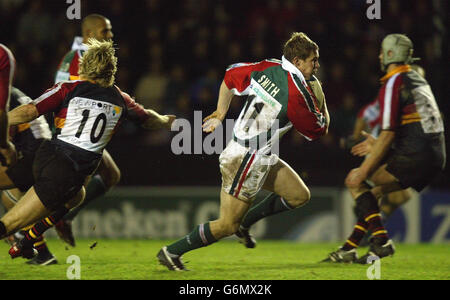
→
(32, 80, 150, 154)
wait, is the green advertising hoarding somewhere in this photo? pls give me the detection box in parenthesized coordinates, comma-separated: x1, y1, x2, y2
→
(42, 187, 341, 241)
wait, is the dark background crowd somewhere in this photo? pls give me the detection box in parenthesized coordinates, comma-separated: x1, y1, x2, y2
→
(0, 0, 448, 188)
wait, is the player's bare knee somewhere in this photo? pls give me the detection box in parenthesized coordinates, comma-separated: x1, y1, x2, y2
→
(101, 165, 121, 188)
(287, 189, 311, 208)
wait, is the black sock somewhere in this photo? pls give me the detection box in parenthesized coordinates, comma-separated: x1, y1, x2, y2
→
(342, 221, 369, 250)
(33, 236, 51, 255)
(357, 191, 389, 243)
(241, 193, 294, 229)
(64, 175, 107, 221)
(22, 207, 70, 248)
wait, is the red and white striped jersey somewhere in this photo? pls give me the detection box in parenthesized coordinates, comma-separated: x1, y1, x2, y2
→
(358, 98, 381, 137)
(54, 37, 86, 83)
(224, 56, 327, 153)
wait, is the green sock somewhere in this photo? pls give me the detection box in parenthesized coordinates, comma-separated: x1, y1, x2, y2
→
(241, 193, 294, 229)
(167, 222, 217, 256)
(64, 175, 107, 221)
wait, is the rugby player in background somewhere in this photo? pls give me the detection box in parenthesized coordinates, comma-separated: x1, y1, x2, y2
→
(1, 87, 56, 265)
(324, 34, 445, 263)
(0, 39, 175, 259)
(52, 14, 122, 246)
(0, 44, 17, 167)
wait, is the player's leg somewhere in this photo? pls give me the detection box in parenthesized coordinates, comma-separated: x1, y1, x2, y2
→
(158, 189, 250, 271)
(235, 159, 310, 247)
(1, 189, 19, 245)
(4, 188, 58, 265)
(209, 189, 251, 239)
(65, 149, 119, 219)
(324, 164, 401, 263)
(0, 187, 52, 240)
(57, 150, 120, 246)
(380, 188, 412, 217)
(8, 187, 85, 259)
(241, 158, 310, 228)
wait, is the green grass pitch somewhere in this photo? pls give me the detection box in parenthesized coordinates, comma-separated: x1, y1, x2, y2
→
(0, 238, 448, 280)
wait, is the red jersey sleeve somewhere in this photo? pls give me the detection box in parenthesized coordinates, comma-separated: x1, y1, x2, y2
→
(116, 87, 150, 125)
(379, 73, 403, 131)
(0, 44, 15, 110)
(33, 82, 74, 115)
(224, 60, 280, 95)
(287, 73, 327, 141)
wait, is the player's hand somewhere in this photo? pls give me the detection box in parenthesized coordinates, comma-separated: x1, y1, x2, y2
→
(351, 131, 376, 157)
(0, 141, 17, 167)
(345, 168, 367, 189)
(202, 110, 225, 133)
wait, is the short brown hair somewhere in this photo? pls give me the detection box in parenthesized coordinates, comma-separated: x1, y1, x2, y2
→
(283, 32, 319, 61)
(79, 38, 117, 88)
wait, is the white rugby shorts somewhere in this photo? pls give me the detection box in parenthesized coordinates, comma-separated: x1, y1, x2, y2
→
(219, 140, 278, 202)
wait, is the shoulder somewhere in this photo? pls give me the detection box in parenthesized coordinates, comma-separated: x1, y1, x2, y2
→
(226, 59, 281, 71)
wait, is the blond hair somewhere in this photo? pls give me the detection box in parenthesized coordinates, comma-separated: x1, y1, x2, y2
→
(283, 32, 319, 61)
(79, 38, 117, 88)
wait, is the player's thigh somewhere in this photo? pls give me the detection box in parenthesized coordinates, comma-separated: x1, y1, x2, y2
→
(1, 186, 51, 233)
(97, 149, 120, 186)
(217, 189, 250, 224)
(387, 188, 412, 206)
(369, 164, 404, 199)
(262, 158, 310, 206)
(209, 189, 250, 237)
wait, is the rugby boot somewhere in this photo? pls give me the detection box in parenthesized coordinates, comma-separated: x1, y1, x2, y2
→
(26, 251, 58, 266)
(235, 227, 257, 248)
(322, 247, 358, 263)
(157, 246, 188, 271)
(9, 241, 37, 259)
(356, 238, 395, 264)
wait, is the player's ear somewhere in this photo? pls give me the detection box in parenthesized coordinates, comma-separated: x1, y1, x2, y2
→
(292, 56, 302, 68)
(387, 50, 394, 58)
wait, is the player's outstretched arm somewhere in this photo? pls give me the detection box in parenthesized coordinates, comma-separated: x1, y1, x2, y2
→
(141, 109, 176, 130)
(202, 80, 234, 133)
(7, 103, 38, 126)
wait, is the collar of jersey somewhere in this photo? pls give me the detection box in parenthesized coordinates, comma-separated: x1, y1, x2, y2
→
(380, 65, 411, 84)
(281, 56, 307, 87)
(71, 36, 88, 51)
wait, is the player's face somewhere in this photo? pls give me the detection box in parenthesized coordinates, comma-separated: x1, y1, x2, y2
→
(93, 19, 114, 41)
(296, 50, 320, 80)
